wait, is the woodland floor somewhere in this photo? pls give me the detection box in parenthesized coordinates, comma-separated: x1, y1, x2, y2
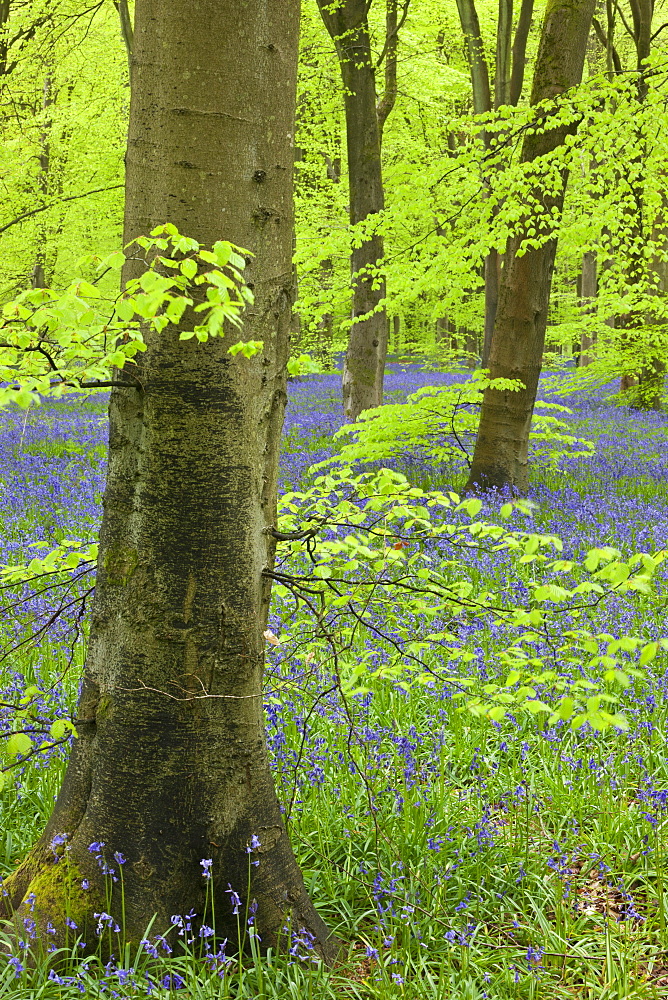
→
(0, 363, 667, 998)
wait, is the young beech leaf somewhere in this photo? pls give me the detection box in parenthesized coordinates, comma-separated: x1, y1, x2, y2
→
(6, 733, 31, 760)
(180, 258, 198, 280)
(228, 340, 263, 358)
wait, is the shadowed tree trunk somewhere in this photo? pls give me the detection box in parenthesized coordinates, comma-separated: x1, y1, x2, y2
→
(0, 0, 337, 961)
(316, 0, 388, 420)
(0, 0, 10, 79)
(465, 0, 596, 494)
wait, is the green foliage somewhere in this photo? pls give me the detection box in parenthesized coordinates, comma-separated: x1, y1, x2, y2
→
(313, 372, 595, 471)
(272, 465, 666, 733)
(0, 225, 254, 407)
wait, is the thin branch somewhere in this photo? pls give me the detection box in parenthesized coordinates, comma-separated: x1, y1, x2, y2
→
(0, 183, 124, 237)
(650, 20, 668, 42)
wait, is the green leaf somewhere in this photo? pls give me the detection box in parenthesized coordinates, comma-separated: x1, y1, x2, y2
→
(639, 641, 658, 666)
(228, 340, 263, 358)
(6, 733, 31, 760)
(180, 258, 198, 280)
(116, 297, 135, 322)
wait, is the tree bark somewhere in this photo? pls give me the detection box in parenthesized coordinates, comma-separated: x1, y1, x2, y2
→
(0, 0, 9, 79)
(1, 0, 336, 961)
(578, 249, 597, 366)
(376, 0, 398, 142)
(457, 0, 535, 369)
(317, 0, 388, 420)
(465, 0, 597, 494)
(509, 0, 534, 105)
(456, 0, 492, 114)
(113, 0, 134, 75)
(615, 0, 664, 407)
(495, 0, 513, 108)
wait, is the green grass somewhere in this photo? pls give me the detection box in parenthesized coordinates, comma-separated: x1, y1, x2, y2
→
(0, 384, 667, 998)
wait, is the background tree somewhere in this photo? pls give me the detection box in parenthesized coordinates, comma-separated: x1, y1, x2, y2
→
(465, 0, 597, 493)
(0, 0, 336, 959)
(455, 0, 535, 366)
(316, 0, 393, 419)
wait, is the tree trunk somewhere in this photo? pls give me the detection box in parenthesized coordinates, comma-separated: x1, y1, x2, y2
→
(578, 249, 597, 366)
(1, 0, 336, 961)
(510, 0, 534, 105)
(495, 0, 513, 108)
(376, 0, 398, 142)
(113, 0, 133, 73)
(31, 74, 53, 288)
(616, 0, 662, 408)
(465, 0, 596, 494)
(456, 0, 492, 114)
(0, 0, 10, 79)
(639, 207, 667, 409)
(481, 0, 534, 367)
(457, 0, 535, 369)
(317, 0, 388, 420)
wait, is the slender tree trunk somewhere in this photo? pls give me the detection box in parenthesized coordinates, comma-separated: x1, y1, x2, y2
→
(1, 0, 336, 961)
(578, 249, 597, 366)
(456, 0, 492, 114)
(31, 74, 52, 289)
(0, 0, 9, 79)
(113, 0, 133, 74)
(376, 0, 398, 142)
(465, 0, 597, 494)
(495, 0, 513, 108)
(457, 0, 535, 368)
(317, 0, 388, 420)
(317, 154, 341, 362)
(617, 0, 662, 407)
(510, 0, 534, 105)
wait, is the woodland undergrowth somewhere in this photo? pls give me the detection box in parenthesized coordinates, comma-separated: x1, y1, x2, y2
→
(0, 364, 666, 999)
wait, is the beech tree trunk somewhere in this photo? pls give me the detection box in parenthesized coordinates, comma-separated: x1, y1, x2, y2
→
(113, 0, 133, 73)
(317, 0, 388, 420)
(456, 0, 535, 369)
(1, 0, 336, 961)
(465, 0, 596, 494)
(617, 0, 664, 408)
(578, 250, 597, 366)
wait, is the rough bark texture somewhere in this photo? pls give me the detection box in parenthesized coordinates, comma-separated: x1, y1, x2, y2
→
(317, 0, 388, 420)
(466, 0, 597, 494)
(1, 0, 337, 962)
